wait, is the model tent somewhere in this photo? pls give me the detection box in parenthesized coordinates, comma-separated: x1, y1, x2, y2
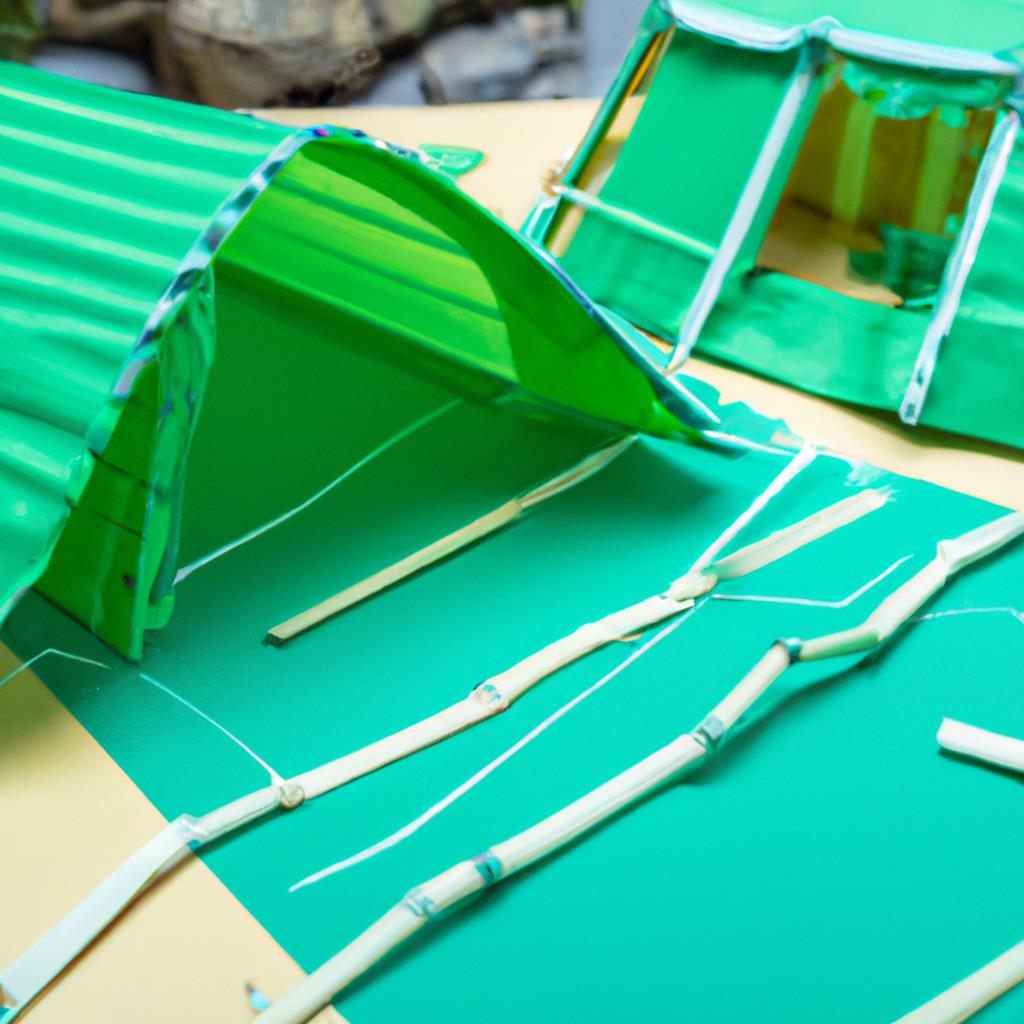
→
(525, 0, 1024, 448)
(0, 62, 710, 659)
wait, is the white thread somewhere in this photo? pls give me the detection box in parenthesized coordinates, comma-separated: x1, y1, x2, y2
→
(704, 431, 871, 480)
(703, 431, 792, 456)
(914, 606, 1024, 626)
(139, 672, 284, 783)
(712, 555, 911, 609)
(690, 443, 816, 571)
(174, 399, 461, 583)
(288, 604, 701, 892)
(0, 647, 109, 688)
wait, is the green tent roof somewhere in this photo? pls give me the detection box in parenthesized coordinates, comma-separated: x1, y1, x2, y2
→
(663, 0, 1024, 66)
(0, 61, 709, 658)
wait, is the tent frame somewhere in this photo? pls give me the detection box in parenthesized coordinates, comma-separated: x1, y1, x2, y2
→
(523, 0, 1024, 427)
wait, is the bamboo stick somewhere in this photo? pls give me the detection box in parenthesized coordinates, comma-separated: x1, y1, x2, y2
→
(799, 512, 1024, 661)
(259, 737, 709, 1024)
(891, 939, 1024, 1023)
(937, 718, 1024, 775)
(259, 510, 1024, 1024)
(266, 438, 636, 645)
(266, 501, 522, 646)
(0, 466, 882, 1016)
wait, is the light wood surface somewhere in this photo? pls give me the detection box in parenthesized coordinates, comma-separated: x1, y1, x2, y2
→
(2, 96, 1023, 1024)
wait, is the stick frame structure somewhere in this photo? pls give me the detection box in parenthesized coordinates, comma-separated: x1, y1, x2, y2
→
(937, 718, 1024, 775)
(665, 44, 824, 374)
(258, 509, 1024, 1024)
(0, 460, 888, 1018)
(898, 110, 1021, 425)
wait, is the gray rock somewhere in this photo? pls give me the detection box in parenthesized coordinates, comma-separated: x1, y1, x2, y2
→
(32, 40, 156, 91)
(167, 0, 380, 108)
(418, 5, 583, 105)
(521, 57, 587, 100)
(370, 0, 435, 49)
(420, 18, 535, 103)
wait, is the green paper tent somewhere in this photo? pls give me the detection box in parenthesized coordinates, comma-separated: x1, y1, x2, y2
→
(524, 0, 1024, 448)
(0, 62, 710, 660)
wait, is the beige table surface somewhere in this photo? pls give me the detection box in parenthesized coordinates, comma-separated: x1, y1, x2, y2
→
(2, 97, 1022, 1024)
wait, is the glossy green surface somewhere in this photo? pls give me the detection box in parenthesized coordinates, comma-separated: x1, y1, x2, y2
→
(6, 385, 1024, 1021)
(0, 61, 695, 658)
(676, 0, 1024, 54)
(558, 32, 800, 333)
(532, 2, 1024, 447)
(0, 62, 289, 650)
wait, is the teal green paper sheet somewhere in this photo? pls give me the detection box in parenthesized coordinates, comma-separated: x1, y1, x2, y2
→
(0, 60, 701, 661)
(3, 44, 1024, 1024)
(4, 379, 1024, 1022)
(525, 0, 1024, 448)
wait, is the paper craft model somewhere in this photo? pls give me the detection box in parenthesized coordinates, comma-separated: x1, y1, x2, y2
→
(3, 46, 1024, 1024)
(0, 61, 710, 659)
(524, 0, 1024, 447)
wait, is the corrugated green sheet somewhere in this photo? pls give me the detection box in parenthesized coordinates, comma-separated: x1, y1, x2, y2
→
(0, 61, 704, 659)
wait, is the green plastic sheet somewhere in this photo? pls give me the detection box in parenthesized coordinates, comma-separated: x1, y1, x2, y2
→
(526, 1, 1024, 447)
(0, 60, 705, 659)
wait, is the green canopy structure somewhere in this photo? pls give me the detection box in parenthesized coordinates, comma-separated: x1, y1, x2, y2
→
(0, 61, 713, 660)
(4, 56, 1024, 1024)
(524, 0, 1024, 448)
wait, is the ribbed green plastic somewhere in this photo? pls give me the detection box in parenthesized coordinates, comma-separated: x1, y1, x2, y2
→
(0, 62, 700, 658)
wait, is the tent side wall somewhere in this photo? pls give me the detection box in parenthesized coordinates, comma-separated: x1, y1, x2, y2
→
(546, 27, 804, 337)
(172, 134, 701, 592)
(920, 122, 1024, 441)
(526, 2, 1024, 448)
(0, 63, 696, 659)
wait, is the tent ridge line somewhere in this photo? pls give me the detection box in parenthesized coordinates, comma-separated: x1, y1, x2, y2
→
(659, 0, 1021, 75)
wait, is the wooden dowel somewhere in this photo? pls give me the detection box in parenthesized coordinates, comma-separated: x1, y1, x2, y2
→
(491, 735, 706, 874)
(267, 500, 523, 645)
(937, 718, 1024, 775)
(703, 642, 791, 734)
(266, 438, 635, 646)
(293, 697, 501, 800)
(800, 512, 1024, 662)
(708, 489, 888, 582)
(891, 939, 1024, 1023)
(259, 511, 1024, 1024)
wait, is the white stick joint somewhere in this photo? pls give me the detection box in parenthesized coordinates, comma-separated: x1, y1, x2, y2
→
(937, 718, 1024, 774)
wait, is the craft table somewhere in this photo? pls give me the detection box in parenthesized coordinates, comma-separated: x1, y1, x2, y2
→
(1, 98, 1021, 1024)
